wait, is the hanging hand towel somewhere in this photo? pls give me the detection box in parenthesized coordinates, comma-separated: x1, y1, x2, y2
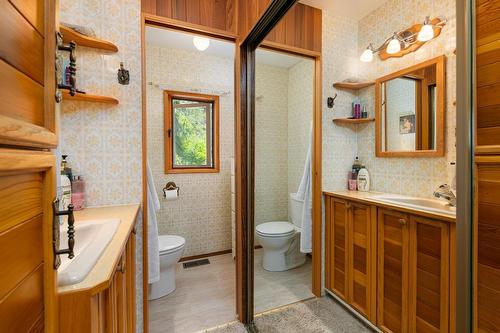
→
(298, 124, 313, 253)
(147, 161, 161, 284)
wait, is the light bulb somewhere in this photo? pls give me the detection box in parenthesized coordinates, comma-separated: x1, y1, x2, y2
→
(386, 37, 401, 54)
(360, 48, 374, 62)
(418, 23, 434, 42)
(193, 36, 210, 51)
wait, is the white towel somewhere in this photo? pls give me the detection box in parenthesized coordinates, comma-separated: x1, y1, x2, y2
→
(147, 161, 161, 284)
(298, 124, 313, 253)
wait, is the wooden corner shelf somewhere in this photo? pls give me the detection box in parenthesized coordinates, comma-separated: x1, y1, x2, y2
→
(62, 91, 119, 105)
(60, 25, 119, 53)
(333, 118, 375, 124)
(333, 82, 375, 90)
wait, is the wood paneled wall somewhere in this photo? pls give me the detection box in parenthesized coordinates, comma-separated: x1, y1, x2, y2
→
(143, 0, 322, 54)
(475, 0, 500, 148)
(475, 0, 500, 332)
(142, 0, 237, 35)
(238, 0, 322, 53)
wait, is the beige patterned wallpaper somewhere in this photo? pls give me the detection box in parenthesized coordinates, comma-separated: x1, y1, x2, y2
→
(59, 0, 144, 330)
(322, 0, 456, 198)
(255, 63, 289, 225)
(288, 60, 315, 198)
(356, 0, 456, 197)
(146, 45, 234, 257)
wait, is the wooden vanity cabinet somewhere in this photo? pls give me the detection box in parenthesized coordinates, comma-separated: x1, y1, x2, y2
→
(325, 194, 454, 333)
(325, 197, 376, 321)
(59, 232, 136, 333)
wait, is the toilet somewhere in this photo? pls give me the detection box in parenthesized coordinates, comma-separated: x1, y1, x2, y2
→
(149, 235, 186, 300)
(255, 193, 306, 272)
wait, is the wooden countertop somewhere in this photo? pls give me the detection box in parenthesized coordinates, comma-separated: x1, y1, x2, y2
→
(323, 190, 456, 223)
(58, 204, 140, 295)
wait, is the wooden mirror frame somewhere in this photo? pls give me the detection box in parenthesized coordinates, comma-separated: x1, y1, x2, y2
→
(375, 55, 446, 157)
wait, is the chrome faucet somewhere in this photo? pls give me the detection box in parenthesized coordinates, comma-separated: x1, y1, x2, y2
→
(433, 184, 456, 207)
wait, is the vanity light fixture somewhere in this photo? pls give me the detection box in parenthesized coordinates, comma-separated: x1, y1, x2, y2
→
(360, 16, 446, 62)
(193, 36, 210, 51)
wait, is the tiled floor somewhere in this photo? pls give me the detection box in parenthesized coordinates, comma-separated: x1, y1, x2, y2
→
(149, 249, 313, 333)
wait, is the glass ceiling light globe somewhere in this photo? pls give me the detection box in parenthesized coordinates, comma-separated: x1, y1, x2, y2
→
(418, 23, 435, 42)
(360, 48, 374, 62)
(193, 36, 210, 51)
(386, 37, 401, 54)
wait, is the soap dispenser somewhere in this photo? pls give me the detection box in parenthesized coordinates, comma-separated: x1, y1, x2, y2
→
(357, 166, 370, 192)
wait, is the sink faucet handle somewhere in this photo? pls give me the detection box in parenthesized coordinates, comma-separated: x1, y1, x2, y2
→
(438, 183, 450, 189)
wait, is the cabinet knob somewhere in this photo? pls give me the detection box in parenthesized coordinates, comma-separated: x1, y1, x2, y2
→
(398, 218, 407, 226)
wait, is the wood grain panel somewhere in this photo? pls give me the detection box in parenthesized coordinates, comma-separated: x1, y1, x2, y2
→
(0, 265, 44, 333)
(349, 203, 372, 318)
(409, 217, 449, 333)
(0, 59, 45, 127)
(0, 215, 43, 300)
(148, 0, 237, 34)
(0, 0, 45, 84)
(330, 198, 348, 299)
(378, 209, 409, 333)
(0, 173, 43, 234)
(476, 162, 500, 332)
(9, 0, 44, 35)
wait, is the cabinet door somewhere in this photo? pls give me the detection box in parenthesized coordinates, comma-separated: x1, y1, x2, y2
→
(0, 0, 57, 148)
(378, 209, 410, 333)
(0, 150, 57, 332)
(409, 216, 449, 333)
(348, 202, 376, 320)
(326, 198, 349, 300)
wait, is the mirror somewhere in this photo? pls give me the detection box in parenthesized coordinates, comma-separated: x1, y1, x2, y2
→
(375, 55, 445, 157)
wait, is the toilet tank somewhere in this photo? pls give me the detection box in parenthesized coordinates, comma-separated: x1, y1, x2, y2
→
(289, 193, 304, 228)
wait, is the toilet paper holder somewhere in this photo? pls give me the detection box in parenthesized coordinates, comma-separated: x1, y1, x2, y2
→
(163, 181, 179, 197)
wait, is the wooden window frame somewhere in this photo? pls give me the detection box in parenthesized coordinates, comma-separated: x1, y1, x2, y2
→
(164, 90, 220, 174)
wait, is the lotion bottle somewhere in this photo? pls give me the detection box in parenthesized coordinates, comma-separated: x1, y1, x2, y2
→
(357, 166, 370, 192)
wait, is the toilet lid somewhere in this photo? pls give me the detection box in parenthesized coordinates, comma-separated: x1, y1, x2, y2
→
(256, 221, 295, 236)
(158, 235, 185, 254)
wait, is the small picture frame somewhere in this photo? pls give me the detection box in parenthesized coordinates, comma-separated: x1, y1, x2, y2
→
(399, 114, 416, 134)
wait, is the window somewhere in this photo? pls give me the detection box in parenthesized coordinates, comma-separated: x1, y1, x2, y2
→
(164, 91, 219, 173)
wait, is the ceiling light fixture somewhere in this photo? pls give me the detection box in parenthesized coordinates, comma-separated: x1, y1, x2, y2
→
(359, 16, 446, 62)
(193, 36, 210, 51)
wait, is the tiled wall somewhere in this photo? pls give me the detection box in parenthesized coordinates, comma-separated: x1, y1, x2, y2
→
(59, 0, 144, 330)
(146, 46, 234, 257)
(255, 64, 289, 225)
(288, 60, 314, 197)
(356, 0, 456, 197)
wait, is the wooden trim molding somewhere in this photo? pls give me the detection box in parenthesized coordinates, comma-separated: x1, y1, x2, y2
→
(163, 90, 220, 174)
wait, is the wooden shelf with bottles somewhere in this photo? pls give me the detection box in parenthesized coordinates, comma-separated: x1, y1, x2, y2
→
(333, 82, 375, 90)
(333, 118, 375, 125)
(62, 91, 119, 105)
(60, 25, 119, 53)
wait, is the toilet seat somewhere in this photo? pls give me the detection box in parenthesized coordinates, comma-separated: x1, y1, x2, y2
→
(158, 235, 185, 255)
(256, 221, 296, 237)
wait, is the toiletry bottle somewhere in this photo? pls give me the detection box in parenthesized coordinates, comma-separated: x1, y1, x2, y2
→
(61, 155, 73, 183)
(352, 156, 363, 175)
(347, 171, 357, 191)
(357, 166, 370, 192)
(71, 175, 85, 211)
(362, 106, 368, 118)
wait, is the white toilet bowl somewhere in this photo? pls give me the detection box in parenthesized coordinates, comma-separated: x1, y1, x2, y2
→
(149, 235, 185, 300)
(255, 193, 306, 272)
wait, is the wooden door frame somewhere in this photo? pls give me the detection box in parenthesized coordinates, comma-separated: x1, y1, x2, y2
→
(236, 0, 322, 323)
(140, 1, 323, 329)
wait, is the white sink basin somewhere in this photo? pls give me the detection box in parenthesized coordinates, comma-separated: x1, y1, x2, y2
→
(58, 219, 120, 286)
(372, 195, 456, 216)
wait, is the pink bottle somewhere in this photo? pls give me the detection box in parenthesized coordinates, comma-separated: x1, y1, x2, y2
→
(71, 175, 85, 210)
